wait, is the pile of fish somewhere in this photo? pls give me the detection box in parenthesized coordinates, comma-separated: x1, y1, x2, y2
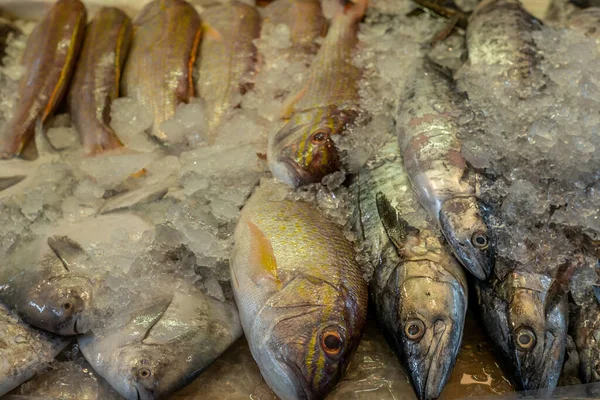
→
(0, 0, 599, 399)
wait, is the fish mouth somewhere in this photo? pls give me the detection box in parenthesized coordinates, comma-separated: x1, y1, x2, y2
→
(272, 156, 318, 188)
(282, 357, 312, 400)
(517, 332, 562, 390)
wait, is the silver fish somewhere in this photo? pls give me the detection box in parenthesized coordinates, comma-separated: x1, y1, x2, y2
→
(396, 60, 494, 280)
(352, 137, 467, 400)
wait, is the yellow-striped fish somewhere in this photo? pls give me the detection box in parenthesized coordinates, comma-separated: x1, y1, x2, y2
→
(230, 179, 368, 400)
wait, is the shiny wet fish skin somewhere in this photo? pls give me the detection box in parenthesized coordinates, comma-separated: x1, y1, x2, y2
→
(396, 60, 494, 281)
(196, 1, 261, 133)
(0, 303, 70, 396)
(268, 0, 366, 188)
(352, 138, 467, 400)
(121, 0, 202, 143)
(78, 290, 242, 400)
(0, 0, 86, 158)
(476, 272, 568, 390)
(68, 7, 132, 155)
(230, 179, 368, 400)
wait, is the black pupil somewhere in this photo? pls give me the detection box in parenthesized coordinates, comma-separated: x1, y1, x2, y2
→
(475, 235, 487, 245)
(140, 369, 149, 377)
(519, 333, 531, 346)
(408, 324, 420, 336)
(324, 334, 341, 350)
(63, 302, 71, 310)
(313, 132, 326, 142)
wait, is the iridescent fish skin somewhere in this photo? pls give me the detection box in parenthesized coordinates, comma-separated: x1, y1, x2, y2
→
(0, 0, 86, 158)
(268, 0, 366, 188)
(396, 60, 494, 281)
(0, 303, 70, 396)
(68, 7, 132, 156)
(477, 272, 568, 390)
(197, 1, 261, 133)
(230, 179, 368, 400)
(353, 138, 467, 400)
(121, 0, 202, 143)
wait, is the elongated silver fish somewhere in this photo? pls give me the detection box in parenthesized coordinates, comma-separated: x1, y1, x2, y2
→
(352, 138, 467, 400)
(230, 179, 368, 400)
(79, 290, 242, 400)
(0, 303, 70, 396)
(396, 60, 493, 281)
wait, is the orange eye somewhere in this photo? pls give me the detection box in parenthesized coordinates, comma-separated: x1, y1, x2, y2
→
(311, 130, 329, 144)
(321, 330, 343, 356)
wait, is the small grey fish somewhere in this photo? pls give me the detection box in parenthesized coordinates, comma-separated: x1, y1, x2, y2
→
(78, 290, 242, 400)
(352, 138, 467, 400)
(396, 59, 494, 281)
(0, 303, 70, 396)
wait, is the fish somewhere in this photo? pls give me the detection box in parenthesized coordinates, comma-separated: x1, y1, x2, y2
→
(7, 356, 122, 400)
(68, 7, 132, 156)
(230, 179, 368, 400)
(396, 59, 494, 281)
(267, 0, 366, 188)
(78, 289, 242, 400)
(352, 138, 467, 400)
(476, 271, 568, 390)
(263, 0, 327, 53)
(0, 0, 86, 158)
(196, 1, 261, 133)
(0, 302, 70, 396)
(464, 0, 545, 94)
(121, 0, 202, 144)
(572, 299, 600, 383)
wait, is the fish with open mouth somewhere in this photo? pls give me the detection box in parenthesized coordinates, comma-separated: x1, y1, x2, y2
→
(352, 137, 467, 400)
(230, 179, 368, 400)
(267, 0, 366, 188)
(78, 289, 242, 400)
(196, 1, 261, 133)
(68, 7, 132, 155)
(396, 59, 494, 281)
(121, 0, 202, 144)
(0, 0, 86, 158)
(0, 302, 70, 396)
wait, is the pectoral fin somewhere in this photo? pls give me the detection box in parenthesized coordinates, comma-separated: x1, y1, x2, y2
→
(280, 85, 308, 119)
(247, 220, 281, 290)
(202, 21, 222, 41)
(47, 235, 91, 272)
(376, 192, 417, 252)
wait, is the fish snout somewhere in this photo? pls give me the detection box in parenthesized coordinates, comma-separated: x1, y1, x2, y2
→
(271, 156, 318, 188)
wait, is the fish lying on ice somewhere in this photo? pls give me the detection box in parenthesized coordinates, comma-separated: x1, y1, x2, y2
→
(230, 179, 368, 400)
(352, 137, 467, 400)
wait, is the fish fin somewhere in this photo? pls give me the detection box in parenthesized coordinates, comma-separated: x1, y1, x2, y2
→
(47, 236, 90, 272)
(322, 0, 368, 20)
(247, 220, 281, 290)
(376, 192, 414, 251)
(0, 175, 26, 191)
(280, 85, 309, 119)
(34, 119, 58, 157)
(202, 22, 222, 40)
(343, 0, 368, 21)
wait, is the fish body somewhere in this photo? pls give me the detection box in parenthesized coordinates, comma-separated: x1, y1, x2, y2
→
(352, 138, 467, 400)
(79, 290, 242, 400)
(268, 0, 366, 188)
(396, 60, 493, 280)
(573, 300, 600, 383)
(264, 0, 327, 52)
(0, 0, 86, 158)
(68, 7, 132, 155)
(230, 179, 368, 400)
(121, 0, 202, 143)
(0, 303, 70, 396)
(197, 1, 260, 133)
(477, 272, 568, 390)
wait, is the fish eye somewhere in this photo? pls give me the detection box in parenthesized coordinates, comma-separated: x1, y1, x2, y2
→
(471, 231, 489, 249)
(515, 326, 536, 351)
(310, 130, 329, 144)
(61, 300, 74, 312)
(320, 328, 343, 356)
(138, 367, 152, 379)
(404, 319, 425, 341)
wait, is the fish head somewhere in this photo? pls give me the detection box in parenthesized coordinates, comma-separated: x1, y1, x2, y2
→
(20, 274, 93, 335)
(439, 197, 493, 280)
(269, 108, 353, 187)
(254, 280, 364, 400)
(397, 267, 467, 400)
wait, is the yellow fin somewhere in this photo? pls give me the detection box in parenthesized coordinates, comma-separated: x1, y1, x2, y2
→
(280, 85, 309, 119)
(202, 22, 222, 41)
(247, 221, 281, 289)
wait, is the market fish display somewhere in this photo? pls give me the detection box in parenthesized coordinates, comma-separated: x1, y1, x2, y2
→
(0, 303, 70, 396)
(196, 1, 260, 133)
(267, 0, 365, 188)
(396, 60, 493, 281)
(121, 0, 201, 143)
(0, 0, 86, 158)
(79, 290, 242, 400)
(68, 7, 132, 155)
(230, 179, 368, 400)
